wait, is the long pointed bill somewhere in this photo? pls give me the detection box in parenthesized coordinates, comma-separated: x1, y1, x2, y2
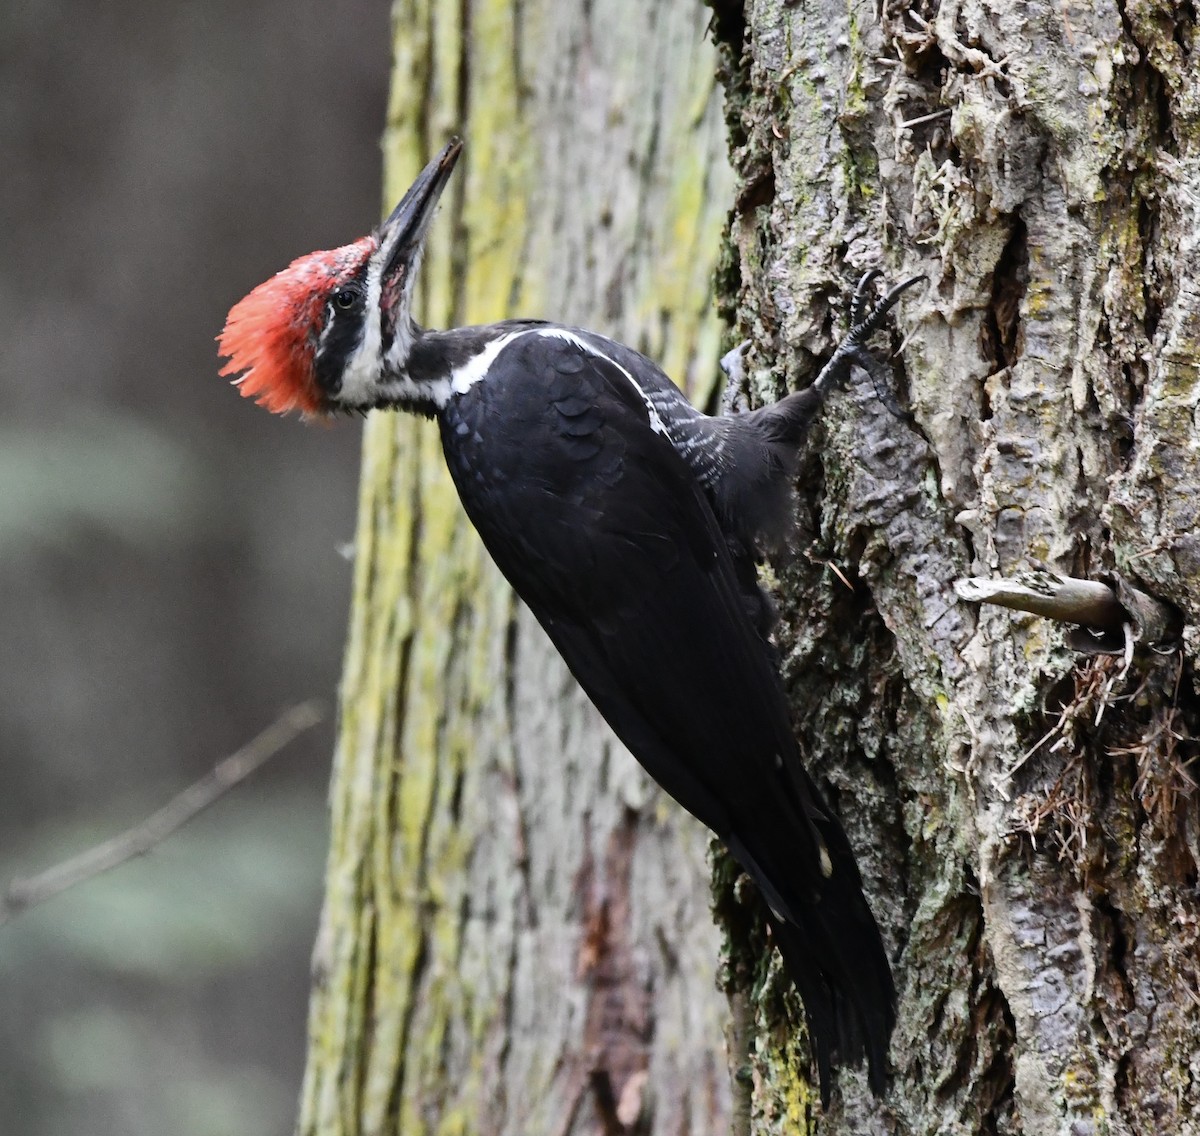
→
(378, 137, 463, 283)
(374, 137, 463, 364)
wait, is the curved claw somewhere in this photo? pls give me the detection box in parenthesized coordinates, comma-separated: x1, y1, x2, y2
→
(720, 340, 751, 382)
(850, 270, 884, 327)
(849, 273, 927, 345)
(879, 273, 927, 310)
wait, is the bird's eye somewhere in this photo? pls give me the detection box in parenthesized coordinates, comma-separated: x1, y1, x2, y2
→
(333, 288, 360, 311)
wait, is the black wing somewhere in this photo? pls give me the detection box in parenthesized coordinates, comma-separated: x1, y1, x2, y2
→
(438, 331, 892, 1098)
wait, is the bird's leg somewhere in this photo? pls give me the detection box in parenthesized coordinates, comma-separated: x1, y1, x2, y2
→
(808, 271, 925, 412)
(750, 272, 923, 444)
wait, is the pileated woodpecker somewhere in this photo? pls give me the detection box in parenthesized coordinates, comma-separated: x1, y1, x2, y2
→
(220, 137, 918, 1103)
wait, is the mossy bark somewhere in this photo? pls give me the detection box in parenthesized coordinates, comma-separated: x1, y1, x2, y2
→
(709, 0, 1200, 1133)
(296, 3, 735, 1134)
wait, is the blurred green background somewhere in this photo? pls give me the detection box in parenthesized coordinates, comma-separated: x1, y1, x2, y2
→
(1, 2, 390, 1132)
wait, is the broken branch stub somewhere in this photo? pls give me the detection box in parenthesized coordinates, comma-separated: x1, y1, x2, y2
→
(954, 570, 1179, 655)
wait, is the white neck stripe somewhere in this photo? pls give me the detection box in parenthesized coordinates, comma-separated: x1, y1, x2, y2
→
(448, 330, 528, 395)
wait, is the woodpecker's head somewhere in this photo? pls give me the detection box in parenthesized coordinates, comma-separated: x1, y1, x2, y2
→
(219, 138, 463, 416)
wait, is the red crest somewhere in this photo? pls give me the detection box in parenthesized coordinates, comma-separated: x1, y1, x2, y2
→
(218, 238, 376, 415)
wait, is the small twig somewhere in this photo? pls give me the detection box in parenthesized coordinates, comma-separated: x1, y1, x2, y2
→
(0, 700, 325, 926)
(826, 561, 855, 592)
(900, 108, 953, 129)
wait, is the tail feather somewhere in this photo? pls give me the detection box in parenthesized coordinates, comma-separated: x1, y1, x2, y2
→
(768, 912, 893, 1103)
(728, 800, 894, 1105)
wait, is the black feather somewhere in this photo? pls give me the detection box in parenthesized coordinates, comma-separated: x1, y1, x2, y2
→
(436, 330, 893, 1101)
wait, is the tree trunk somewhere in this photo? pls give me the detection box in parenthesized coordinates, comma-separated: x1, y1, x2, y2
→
(299, 0, 1200, 1132)
(296, 3, 735, 1134)
(708, 0, 1200, 1133)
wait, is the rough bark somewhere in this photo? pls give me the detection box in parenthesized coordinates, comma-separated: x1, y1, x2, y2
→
(296, 3, 736, 1134)
(709, 0, 1200, 1133)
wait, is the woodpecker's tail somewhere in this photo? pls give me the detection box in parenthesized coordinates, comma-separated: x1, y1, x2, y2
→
(768, 890, 894, 1104)
(729, 795, 894, 1105)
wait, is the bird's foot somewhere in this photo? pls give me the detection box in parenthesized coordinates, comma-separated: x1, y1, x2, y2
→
(810, 271, 924, 417)
(847, 270, 924, 347)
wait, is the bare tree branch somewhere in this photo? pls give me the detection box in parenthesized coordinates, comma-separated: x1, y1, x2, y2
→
(0, 699, 325, 926)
